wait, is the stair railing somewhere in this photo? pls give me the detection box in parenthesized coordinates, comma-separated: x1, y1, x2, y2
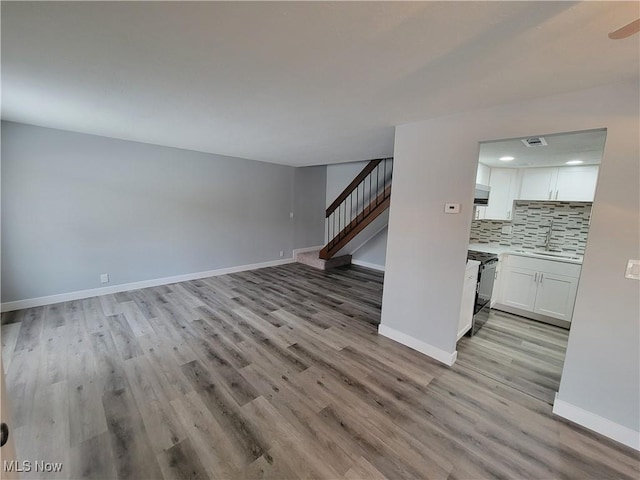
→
(322, 157, 393, 259)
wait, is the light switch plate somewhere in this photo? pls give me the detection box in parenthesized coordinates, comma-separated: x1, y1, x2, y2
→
(625, 260, 640, 280)
(444, 203, 460, 214)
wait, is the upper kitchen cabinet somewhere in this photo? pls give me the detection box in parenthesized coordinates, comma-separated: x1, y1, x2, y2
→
(475, 163, 491, 185)
(554, 165, 599, 201)
(474, 163, 491, 219)
(484, 168, 518, 220)
(519, 166, 599, 201)
(477, 128, 605, 206)
(519, 167, 557, 200)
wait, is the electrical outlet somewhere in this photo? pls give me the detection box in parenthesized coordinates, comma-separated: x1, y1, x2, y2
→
(501, 225, 513, 234)
(289, 212, 294, 219)
(279, 251, 284, 257)
(100, 273, 109, 284)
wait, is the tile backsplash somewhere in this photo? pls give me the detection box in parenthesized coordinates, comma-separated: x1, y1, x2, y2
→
(470, 201, 592, 255)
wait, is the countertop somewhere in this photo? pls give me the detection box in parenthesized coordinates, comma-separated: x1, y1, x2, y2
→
(469, 243, 583, 265)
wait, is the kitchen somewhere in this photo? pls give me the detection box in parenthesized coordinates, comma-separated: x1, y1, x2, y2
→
(457, 129, 605, 403)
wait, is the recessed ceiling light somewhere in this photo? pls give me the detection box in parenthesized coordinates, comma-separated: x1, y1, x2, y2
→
(566, 160, 583, 165)
(499, 156, 515, 162)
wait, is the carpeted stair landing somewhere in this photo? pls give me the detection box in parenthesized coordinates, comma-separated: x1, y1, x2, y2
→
(296, 250, 351, 270)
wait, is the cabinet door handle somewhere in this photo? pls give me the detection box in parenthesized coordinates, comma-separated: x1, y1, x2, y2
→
(540, 273, 544, 284)
(507, 210, 511, 219)
(534, 272, 538, 283)
(549, 190, 553, 200)
(555, 190, 559, 200)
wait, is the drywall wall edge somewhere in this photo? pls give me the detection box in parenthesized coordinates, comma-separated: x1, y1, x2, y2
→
(378, 324, 457, 366)
(553, 394, 640, 451)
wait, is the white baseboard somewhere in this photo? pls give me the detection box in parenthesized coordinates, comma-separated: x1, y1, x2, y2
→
(1, 258, 294, 312)
(351, 259, 385, 272)
(378, 324, 457, 366)
(292, 245, 324, 261)
(553, 394, 640, 451)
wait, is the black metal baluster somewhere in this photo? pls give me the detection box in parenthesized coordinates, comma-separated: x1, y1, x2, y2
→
(361, 180, 364, 220)
(368, 173, 372, 214)
(333, 212, 336, 248)
(376, 164, 380, 207)
(343, 202, 346, 234)
(350, 192, 353, 227)
(384, 159, 387, 197)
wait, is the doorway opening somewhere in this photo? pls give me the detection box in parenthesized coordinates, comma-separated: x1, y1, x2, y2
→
(459, 128, 607, 404)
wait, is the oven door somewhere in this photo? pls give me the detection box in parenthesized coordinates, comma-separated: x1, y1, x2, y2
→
(471, 302, 491, 336)
(477, 260, 497, 307)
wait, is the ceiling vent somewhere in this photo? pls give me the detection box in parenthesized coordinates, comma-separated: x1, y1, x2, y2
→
(521, 137, 548, 147)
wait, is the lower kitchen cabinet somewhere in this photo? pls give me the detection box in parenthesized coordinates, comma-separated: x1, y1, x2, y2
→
(497, 255, 581, 325)
(501, 266, 537, 311)
(491, 254, 505, 308)
(533, 271, 579, 320)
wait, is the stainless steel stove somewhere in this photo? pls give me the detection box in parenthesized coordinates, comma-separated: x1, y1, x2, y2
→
(467, 250, 499, 336)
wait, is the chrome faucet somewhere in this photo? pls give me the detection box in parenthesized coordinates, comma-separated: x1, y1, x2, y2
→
(545, 220, 554, 251)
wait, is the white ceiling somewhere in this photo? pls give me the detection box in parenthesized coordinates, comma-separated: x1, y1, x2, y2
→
(1, 2, 638, 166)
(479, 129, 607, 168)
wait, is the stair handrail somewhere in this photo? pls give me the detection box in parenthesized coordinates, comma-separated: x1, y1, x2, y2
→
(322, 157, 393, 259)
(326, 158, 385, 217)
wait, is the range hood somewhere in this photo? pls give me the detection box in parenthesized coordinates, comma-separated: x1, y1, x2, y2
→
(474, 184, 490, 206)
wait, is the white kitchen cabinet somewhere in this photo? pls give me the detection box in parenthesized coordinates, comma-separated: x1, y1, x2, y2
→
(519, 166, 599, 202)
(484, 168, 518, 220)
(533, 271, 579, 321)
(491, 254, 505, 308)
(498, 255, 581, 324)
(555, 166, 599, 201)
(501, 266, 538, 311)
(519, 167, 557, 200)
(458, 262, 479, 340)
(476, 163, 491, 185)
(474, 163, 491, 220)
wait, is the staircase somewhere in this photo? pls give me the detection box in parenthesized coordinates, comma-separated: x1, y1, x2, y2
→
(297, 157, 393, 270)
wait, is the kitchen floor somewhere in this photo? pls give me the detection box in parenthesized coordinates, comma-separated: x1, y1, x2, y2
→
(456, 309, 569, 404)
(2, 264, 637, 479)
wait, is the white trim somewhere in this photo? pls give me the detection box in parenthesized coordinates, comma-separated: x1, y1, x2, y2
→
(553, 394, 640, 451)
(378, 324, 457, 366)
(292, 245, 323, 261)
(1, 258, 294, 312)
(351, 259, 385, 272)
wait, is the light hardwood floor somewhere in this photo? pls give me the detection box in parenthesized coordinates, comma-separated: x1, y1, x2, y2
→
(456, 309, 569, 405)
(1, 263, 638, 479)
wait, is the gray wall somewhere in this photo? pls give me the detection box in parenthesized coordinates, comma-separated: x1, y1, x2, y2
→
(293, 166, 327, 249)
(382, 80, 639, 437)
(326, 161, 388, 267)
(351, 226, 387, 267)
(1, 121, 324, 302)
